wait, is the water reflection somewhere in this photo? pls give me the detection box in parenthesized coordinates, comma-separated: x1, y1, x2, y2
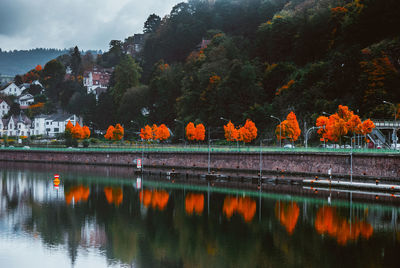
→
(185, 193, 204, 215)
(1, 167, 400, 267)
(275, 201, 300, 235)
(104, 187, 123, 206)
(315, 206, 373, 245)
(139, 189, 169, 211)
(222, 196, 256, 222)
(65, 185, 90, 205)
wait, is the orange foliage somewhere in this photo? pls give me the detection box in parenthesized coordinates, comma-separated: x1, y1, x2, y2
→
(316, 105, 375, 142)
(35, 65, 42, 71)
(104, 125, 115, 140)
(276, 79, 294, 96)
(238, 119, 257, 143)
(104, 187, 123, 206)
(276, 112, 301, 142)
(315, 206, 373, 245)
(195, 123, 205, 141)
(275, 201, 300, 235)
(82, 126, 91, 139)
(113, 123, 124, 141)
(139, 189, 169, 211)
(185, 193, 204, 215)
(223, 196, 256, 222)
(65, 120, 74, 133)
(28, 102, 45, 109)
(186, 122, 196, 141)
(154, 124, 170, 141)
(140, 125, 153, 140)
(65, 185, 90, 205)
(71, 123, 84, 139)
(209, 75, 221, 84)
(224, 121, 239, 142)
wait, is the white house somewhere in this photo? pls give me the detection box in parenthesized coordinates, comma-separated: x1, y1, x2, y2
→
(4, 114, 32, 136)
(18, 94, 35, 109)
(42, 114, 81, 137)
(0, 99, 10, 118)
(0, 83, 23, 96)
(32, 115, 47, 136)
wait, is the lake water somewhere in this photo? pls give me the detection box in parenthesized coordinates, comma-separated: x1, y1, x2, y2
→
(1, 162, 400, 267)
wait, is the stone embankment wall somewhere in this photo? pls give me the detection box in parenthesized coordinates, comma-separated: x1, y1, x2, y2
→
(0, 149, 398, 179)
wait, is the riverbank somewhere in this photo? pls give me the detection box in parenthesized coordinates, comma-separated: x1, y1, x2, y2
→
(0, 148, 398, 179)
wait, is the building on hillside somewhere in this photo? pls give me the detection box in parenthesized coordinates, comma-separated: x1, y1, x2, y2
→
(3, 113, 32, 136)
(18, 94, 35, 109)
(43, 113, 81, 137)
(83, 66, 112, 100)
(0, 82, 23, 96)
(123, 34, 147, 58)
(0, 99, 10, 117)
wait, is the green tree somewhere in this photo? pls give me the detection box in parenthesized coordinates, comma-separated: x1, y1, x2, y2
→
(144, 14, 161, 33)
(111, 55, 142, 104)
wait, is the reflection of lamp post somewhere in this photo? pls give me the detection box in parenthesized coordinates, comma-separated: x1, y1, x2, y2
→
(270, 115, 282, 148)
(383, 101, 398, 150)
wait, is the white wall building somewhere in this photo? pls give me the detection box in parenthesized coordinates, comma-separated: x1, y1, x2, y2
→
(43, 114, 81, 137)
(0, 83, 23, 96)
(0, 99, 10, 118)
(18, 94, 35, 108)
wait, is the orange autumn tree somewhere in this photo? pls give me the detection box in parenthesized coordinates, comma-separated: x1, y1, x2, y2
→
(65, 120, 74, 133)
(276, 112, 301, 143)
(104, 124, 124, 141)
(156, 124, 171, 141)
(71, 123, 84, 139)
(238, 119, 258, 143)
(194, 123, 205, 141)
(316, 105, 375, 144)
(104, 125, 115, 140)
(186, 122, 196, 141)
(113, 123, 124, 141)
(224, 121, 238, 142)
(82, 126, 91, 139)
(140, 125, 153, 140)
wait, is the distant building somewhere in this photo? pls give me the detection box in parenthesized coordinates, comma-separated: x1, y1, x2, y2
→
(18, 93, 35, 109)
(3, 113, 32, 136)
(42, 113, 81, 137)
(123, 34, 147, 58)
(0, 99, 10, 118)
(83, 66, 112, 100)
(0, 82, 23, 96)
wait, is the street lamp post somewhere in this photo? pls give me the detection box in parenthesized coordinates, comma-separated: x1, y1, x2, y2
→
(305, 126, 322, 148)
(383, 101, 398, 150)
(174, 119, 186, 146)
(270, 115, 282, 148)
(259, 138, 270, 178)
(208, 138, 217, 174)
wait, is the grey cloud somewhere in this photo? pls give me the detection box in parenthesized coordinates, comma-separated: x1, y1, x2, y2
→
(0, 0, 182, 51)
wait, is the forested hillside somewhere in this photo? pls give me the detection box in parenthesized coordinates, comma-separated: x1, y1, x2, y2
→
(0, 48, 70, 75)
(14, 0, 400, 142)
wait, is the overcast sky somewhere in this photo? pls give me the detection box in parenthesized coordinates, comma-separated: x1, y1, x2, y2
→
(0, 0, 182, 52)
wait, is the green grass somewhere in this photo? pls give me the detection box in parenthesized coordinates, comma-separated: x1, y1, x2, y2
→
(1, 143, 399, 154)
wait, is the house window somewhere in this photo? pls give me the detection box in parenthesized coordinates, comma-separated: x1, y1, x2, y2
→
(54, 128, 59, 132)
(46, 122, 49, 125)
